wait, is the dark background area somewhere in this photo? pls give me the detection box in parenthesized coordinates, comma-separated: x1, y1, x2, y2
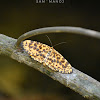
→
(0, 0, 100, 100)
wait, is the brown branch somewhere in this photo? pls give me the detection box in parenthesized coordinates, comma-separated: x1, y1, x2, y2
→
(0, 27, 100, 100)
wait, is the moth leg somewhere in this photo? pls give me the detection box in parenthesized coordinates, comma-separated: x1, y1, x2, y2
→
(43, 62, 46, 66)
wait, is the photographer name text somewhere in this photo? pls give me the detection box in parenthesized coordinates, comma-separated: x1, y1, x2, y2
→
(36, 0, 64, 4)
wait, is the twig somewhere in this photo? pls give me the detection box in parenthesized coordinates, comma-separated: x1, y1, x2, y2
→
(16, 26, 100, 47)
(0, 26, 100, 100)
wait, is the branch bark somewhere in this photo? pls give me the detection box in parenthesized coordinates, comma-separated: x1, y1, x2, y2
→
(0, 27, 100, 100)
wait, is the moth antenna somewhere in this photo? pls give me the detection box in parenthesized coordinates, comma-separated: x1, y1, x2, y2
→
(45, 35, 66, 47)
(45, 35, 53, 47)
(53, 42, 67, 47)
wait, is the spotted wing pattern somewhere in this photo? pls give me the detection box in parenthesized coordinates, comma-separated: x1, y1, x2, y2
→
(21, 40, 72, 74)
(45, 48, 72, 73)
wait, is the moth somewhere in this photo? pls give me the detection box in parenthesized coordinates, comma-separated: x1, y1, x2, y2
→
(21, 36, 72, 74)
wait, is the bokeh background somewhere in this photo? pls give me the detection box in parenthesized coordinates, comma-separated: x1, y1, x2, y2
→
(0, 0, 100, 100)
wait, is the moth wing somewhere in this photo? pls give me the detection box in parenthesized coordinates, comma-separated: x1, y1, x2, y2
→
(45, 48, 72, 73)
(22, 40, 49, 63)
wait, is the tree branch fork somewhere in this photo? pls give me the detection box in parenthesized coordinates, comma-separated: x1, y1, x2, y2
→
(0, 27, 100, 100)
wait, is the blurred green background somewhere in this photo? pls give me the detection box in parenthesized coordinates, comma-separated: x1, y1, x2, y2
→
(0, 0, 100, 100)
